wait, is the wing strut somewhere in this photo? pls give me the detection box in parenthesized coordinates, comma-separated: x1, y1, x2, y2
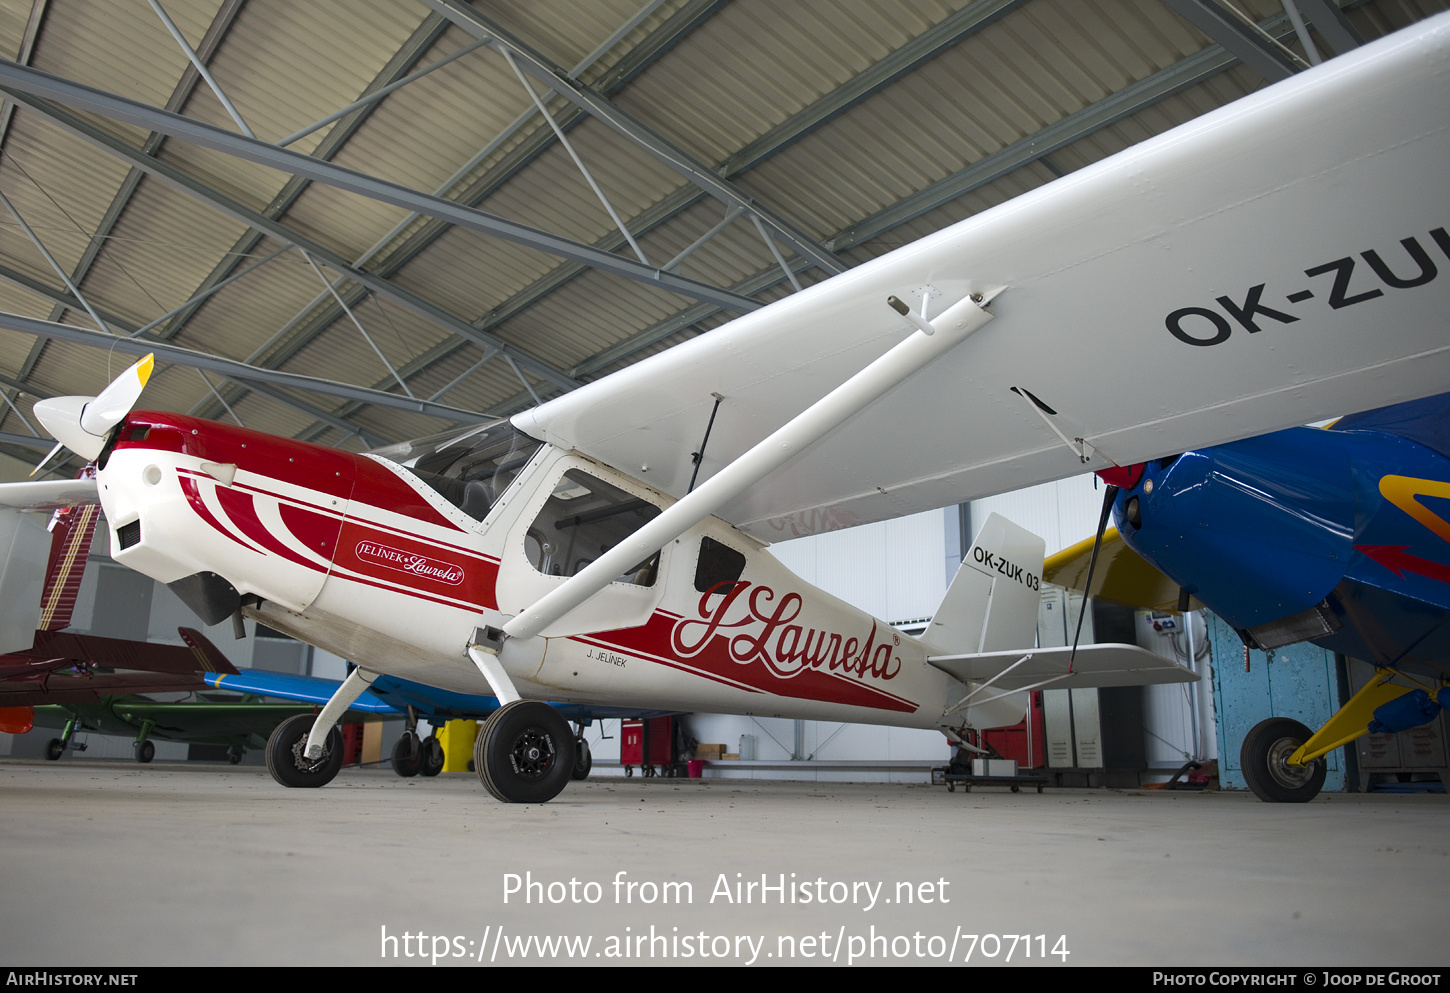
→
(502, 290, 999, 641)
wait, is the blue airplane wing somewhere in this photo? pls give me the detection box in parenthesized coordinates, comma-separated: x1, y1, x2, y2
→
(203, 670, 401, 715)
(205, 669, 678, 724)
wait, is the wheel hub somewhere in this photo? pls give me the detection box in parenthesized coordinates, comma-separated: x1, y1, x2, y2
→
(289, 733, 327, 773)
(508, 727, 555, 781)
(1265, 735, 1315, 789)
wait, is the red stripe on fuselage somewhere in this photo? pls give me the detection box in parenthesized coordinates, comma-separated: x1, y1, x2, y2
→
(583, 612, 919, 713)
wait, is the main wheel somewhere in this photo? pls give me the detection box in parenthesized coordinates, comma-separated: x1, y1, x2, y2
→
(134, 739, 154, 763)
(391, 731, 422, 777)
(473, 701, 575, 803)
(571, 737, 592, 781)
(265, 714, 344, 788)
(421, 736, 445, 777)
(1240, 717, 1326, 803)
(45, 738, 64, 761)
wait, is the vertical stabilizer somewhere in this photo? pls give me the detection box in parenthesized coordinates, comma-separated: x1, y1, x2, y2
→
(38, 502, 99, 632)
(923, 512, 1046, 657)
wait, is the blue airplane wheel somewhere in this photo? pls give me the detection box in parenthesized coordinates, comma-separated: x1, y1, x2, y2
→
(1240, 717, 1326, 803)
(391, 731, 422, 777)
(420, 736, 444, 777)
(265, 714, 343, 788)
(475, 701, 575, 803)
(571, 737, 592, 781)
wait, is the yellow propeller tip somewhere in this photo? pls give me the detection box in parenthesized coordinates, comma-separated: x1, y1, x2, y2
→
(136, 353, 155, 388)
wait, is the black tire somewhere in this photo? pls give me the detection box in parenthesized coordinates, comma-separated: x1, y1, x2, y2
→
(45, 738, 64, 761)
(1240, 717, 1326, 803)
(421, 736, 445, 777)
(265, 714, 344, 788)
(571, 738, 592, 781)
(474, 701, 575, 803)
(392, 731, 422, 778)
(227, 745, 243, 765)
(134, 739, 154, 763)
(624, 765, 633, 777)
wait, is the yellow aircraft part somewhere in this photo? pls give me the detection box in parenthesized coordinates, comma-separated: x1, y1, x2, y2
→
(1287, 671, 1414, 766)
(439, 718, 480, 773)
(1043, 527, 1205, 613)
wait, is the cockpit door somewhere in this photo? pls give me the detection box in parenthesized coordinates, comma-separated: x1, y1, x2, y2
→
(494, 454, 671, 637)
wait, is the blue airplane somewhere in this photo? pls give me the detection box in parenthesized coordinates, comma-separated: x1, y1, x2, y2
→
(1048, 392, 1450, 803)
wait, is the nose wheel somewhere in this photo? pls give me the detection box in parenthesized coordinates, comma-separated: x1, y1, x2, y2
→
(473, 701, 575, 803)
(1240, 717, 1326, 803)
(265, 714, 344, 788)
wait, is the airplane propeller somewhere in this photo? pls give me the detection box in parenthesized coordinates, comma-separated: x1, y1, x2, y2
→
(31, 353, 155, 471)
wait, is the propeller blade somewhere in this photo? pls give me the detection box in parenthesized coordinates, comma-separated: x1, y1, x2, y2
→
(33, 353, 154, 462)
(82, 353, 154, 436)
(1069, 483, 1119, 672)
(28, 440, 66, 477)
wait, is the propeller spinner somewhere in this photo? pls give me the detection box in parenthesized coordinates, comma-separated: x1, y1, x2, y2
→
(32, 353, 155, 468)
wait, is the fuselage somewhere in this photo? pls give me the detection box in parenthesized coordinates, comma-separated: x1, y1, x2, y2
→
(1111, 400, 1450, 669)
(94, 412, 1020, 733)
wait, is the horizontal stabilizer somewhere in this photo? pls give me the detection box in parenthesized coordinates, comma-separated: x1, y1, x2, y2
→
(928, 643, 1197, 690)
(203, 669, 400, 715)
(24, 629, 240, 676)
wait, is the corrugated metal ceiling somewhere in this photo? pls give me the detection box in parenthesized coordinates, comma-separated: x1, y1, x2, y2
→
(0, 0, 1443, 478)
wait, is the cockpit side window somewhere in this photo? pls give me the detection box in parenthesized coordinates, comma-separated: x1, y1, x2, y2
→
(370, 421, 543, 521)
(695, 536, 745, 593)
(527, 469, 661, 586)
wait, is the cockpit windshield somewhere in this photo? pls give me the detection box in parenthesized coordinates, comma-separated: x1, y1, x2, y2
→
(367, 420, 543, 521)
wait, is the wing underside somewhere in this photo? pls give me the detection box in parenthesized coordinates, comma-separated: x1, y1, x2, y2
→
(516, 18, 1450, 542)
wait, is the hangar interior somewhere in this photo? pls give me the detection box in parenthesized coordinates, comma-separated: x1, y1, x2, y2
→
(0, 0, 1447, 795)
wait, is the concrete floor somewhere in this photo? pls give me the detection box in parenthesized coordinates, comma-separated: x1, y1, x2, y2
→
(1, 759, 1446, 968)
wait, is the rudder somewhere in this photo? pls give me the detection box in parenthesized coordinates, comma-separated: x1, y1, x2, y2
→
(923, 512, 1045, 657)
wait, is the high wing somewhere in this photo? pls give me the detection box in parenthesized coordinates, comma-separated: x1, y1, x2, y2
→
(515, 16, 1450, 543)
(0, 478, 100, 511)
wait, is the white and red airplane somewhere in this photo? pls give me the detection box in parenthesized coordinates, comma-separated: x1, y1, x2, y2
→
(2, 16, 1448, 802)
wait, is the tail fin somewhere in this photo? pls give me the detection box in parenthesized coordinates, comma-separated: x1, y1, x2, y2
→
(179, 626, 240, 675)
(922, 512, 1046, 656)
(38, 502, 100, 632)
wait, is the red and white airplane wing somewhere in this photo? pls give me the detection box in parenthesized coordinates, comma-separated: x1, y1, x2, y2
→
(516, 14, 1450, 543)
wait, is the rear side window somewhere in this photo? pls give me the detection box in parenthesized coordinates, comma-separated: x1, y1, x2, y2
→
(695, 536, 745, 593)
(526, 469, 662, 586)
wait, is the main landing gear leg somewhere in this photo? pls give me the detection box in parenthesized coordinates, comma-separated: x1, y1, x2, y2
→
(1241, 669, 1420, 803)
(264, 667, 377, 788)
(304, 667, 377, 760)
(466, 627, 573, 803)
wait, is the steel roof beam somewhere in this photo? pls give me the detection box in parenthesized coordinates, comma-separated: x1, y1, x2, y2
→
(1160, 0, 1301, 81)
(424, 0, 846, 276)
(1293, 0, 1364, 54)
(482, 7, 1315, 413)
(285, 0, 1044, 437)
(154, 12, 453, 346)
(0, 309, 484, 425)
(0, 92, 585, 396)
(225, 0, 734, 431)
(0, 61, 762, 317)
